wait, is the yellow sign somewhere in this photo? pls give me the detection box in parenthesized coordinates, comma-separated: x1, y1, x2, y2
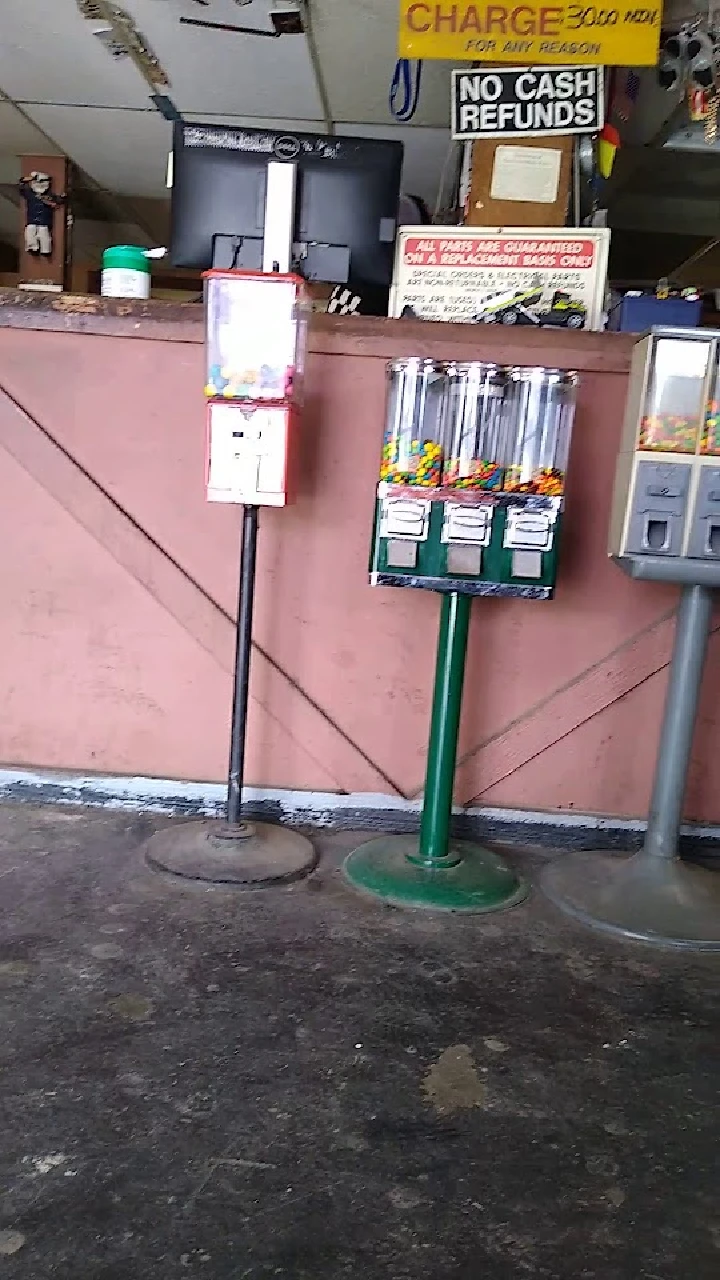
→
(398, 1, 661, 66)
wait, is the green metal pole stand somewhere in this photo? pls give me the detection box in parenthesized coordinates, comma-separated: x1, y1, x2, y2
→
(343, 592, 528, 912)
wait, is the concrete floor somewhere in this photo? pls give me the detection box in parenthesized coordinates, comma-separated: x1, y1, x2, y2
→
(0, 803, 718, 1279)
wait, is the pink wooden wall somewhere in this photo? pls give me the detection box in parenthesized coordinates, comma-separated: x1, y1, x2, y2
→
(0, 306, 718, 822)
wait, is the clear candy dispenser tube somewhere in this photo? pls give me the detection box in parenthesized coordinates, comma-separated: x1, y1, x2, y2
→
(204, 272, 304, 403)
(504, 367, 578, 496)
(638, 335, 710, 453)
(381, 358, 447, 487)
(443, 363, 508, 491)
(702, 345, 720, 456)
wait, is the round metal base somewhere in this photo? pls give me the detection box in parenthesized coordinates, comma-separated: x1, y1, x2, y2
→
(542, 851, 720, 951)
(343, 835, 528, 913)
(144, 819, 317, 887)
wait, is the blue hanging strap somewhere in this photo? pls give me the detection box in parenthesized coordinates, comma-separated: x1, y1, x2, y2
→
(389, 57, 423, 122)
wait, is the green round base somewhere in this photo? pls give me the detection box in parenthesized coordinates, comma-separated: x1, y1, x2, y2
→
(342, 834, 528, 913)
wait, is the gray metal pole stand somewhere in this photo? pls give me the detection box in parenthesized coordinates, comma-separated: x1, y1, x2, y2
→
(542, 584, 720, 949)
(144, 506, 316, 887)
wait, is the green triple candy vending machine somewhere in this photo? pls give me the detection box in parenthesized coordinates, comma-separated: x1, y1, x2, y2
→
(370, 358, 577, 599)
(344, 355, 579, 914)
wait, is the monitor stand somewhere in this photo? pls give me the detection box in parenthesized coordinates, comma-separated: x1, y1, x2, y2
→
(296, 242, 350, 284)
(210, 162, 352, 285)
(209, 161, 298, 274)
(262, 160, 296, 273)
(211, 234, 262, 271)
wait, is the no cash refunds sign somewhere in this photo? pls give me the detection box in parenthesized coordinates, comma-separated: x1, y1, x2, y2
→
(452, 65, 603, 138)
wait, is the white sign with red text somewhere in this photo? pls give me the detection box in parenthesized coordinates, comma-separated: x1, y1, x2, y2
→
(389, 226, 610, 330)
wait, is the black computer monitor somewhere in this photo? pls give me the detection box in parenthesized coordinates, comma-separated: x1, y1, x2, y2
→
(169, 122, 404, 292)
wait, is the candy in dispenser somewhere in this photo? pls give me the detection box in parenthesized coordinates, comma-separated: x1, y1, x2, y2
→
(203, 270, 309, 403)
(702, 398, 720, 456)
(442, 363, 508, 491)
(702, 346, 720, 456)
(503, 368, 578, 496)
(637, 335, 709, 453)
(381, 358, 447, 487)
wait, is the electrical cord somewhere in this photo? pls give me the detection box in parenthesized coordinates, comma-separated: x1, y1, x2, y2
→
(389, 58, 423, 122)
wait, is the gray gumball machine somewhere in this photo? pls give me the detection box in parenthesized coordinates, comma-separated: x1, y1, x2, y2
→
(609, 327, 720, 564)
(544, 325, 720, 951)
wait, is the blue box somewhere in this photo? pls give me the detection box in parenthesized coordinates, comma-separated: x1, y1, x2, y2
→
(608, 293, 702, 332)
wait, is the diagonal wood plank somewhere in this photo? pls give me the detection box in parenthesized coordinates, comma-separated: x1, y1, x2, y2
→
(455, 610, 679, 805)
(0, 382, 403, 796)
(401, 607, 686, 805)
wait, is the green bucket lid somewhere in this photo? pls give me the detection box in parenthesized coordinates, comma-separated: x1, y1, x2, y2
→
(102, 244, 151, 273)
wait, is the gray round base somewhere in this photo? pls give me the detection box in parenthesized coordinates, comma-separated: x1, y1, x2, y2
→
(144, 819, 317, 887)
(542, 851, 720, 951)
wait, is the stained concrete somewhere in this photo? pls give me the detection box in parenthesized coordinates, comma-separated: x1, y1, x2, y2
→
(0, 802, 718, 1279)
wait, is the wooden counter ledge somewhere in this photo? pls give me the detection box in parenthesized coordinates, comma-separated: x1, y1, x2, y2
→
(0, 288, 636, 374)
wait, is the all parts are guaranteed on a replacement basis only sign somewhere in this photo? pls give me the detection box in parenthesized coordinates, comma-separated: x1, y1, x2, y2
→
(398, 0, 661, 66)
(451, 65, 603, 139)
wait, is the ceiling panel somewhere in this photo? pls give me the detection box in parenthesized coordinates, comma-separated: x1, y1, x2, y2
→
(0, 0, 151, 109)
(124, 0, 323, 119)
(25, 105, 173, 198)
(310, 0, 453, 128)
(0, 2, 457, 221)
(22, 103, 452, 207)
(0, 100, 62, 157)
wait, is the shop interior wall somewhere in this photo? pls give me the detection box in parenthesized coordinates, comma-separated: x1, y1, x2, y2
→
(0, 319, 718, 823)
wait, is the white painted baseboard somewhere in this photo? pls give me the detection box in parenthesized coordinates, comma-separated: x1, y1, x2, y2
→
(0, 766, 718, 854)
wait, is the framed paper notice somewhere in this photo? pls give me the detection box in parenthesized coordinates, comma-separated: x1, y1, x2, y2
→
(490, 146, 562, 203)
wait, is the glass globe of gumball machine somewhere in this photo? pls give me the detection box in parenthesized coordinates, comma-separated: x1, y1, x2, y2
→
(504, 367, 576, 496)
(496, 368, 578, 591)
(443, 363, 508, 492)
(637, 335, 706, 456)
(434, 362, 513, 583)
(372, 358, 448, 582)
(204, 269, 307, 405)
(380, 357, 446, 487)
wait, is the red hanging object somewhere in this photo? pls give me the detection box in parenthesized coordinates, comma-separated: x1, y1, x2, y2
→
(689, 86, 709, 121)
(597, 124, 620, 180)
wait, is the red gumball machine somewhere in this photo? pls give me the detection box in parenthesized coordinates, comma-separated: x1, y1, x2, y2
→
(203, 269, 310, 506)
(142, 267, 317, 888)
